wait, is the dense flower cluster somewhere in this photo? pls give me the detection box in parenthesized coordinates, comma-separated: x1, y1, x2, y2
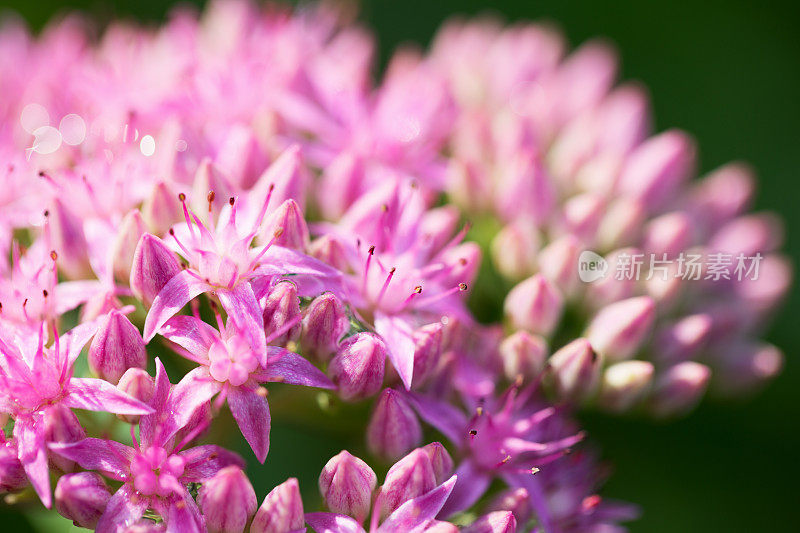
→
(0, 1, 788, 532)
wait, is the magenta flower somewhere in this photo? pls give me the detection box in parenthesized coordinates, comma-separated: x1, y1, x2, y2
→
(51, 359, 245, 532)
(159, 312, 334, 462)
(0, 322, 153, 507)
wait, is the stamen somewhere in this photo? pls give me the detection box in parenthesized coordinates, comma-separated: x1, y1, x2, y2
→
(169, 228, 193, 260)
(374, 267, 396, 306)
(207, 190, 216, 213)
(362, 246, 375, 295)
(209, 300, 225, 332)
(177, 192, 197, 239)
(265, 313, 302, 345)
(248, 227, 283, 271)
(252, 184, 275, 230)
(401, 285, 423, 308)
(410, 283, 467, 309)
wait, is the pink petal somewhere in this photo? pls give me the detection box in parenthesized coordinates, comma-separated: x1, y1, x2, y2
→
(65, 378, 154, 415)
(252, 245, 347, 298)
(96, 485, 148, 533)
(374, 313, 416, 390)
(166, 491, 206, 533)
(162, 367, 222, 444)
(14, 418, 51, 507)
(63, 320, 101, 366)
(140, 358, 171, 448)
(437, 463, 490, 518)
(217, 283, 267, 366)
(161, 315, 217, 361)
(143, 270, 210, 341)
(404, 392, 468, 444)
(305, 512, 366, 533)
(227, 386, 271, 463)
(180, 444, 246, 482)
(258, 348, 334, 389)
(54, 280, 105, 315)
(48, 438, 134, 481)
(378, 475, 458, 533)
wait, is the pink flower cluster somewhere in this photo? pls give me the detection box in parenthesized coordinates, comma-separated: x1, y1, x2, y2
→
(0, 1, 788, 532)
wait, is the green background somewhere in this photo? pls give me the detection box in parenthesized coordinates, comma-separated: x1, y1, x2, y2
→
(1, 1, 799, 531)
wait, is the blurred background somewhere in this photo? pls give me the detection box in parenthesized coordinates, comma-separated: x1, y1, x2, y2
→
(1, 1, 798, 531)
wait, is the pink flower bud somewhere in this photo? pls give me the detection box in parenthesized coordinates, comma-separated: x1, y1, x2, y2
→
(420, 207, 461, 254)
(111, 210, 147, 283)
(88, 310, 147, 383)
(191, 159, 234, 220)
(486, 488, 531, 525)
(642, 212, 692, 257)
(251, 478, 304, 533)
(44, 405, 86, 473)
(261, 199, 310, 251)
(419, 442, 453, 484)
(586, 297, 655, 361)
(546, 338, 600, 401)
(491, 221, 540, 280)
(215, 124, 268, 190)
(378, 448, 437, 519)
(712, 342, 783, 395)
(413, 323, 444, 386)
(319, 451, 377, 523)
(262, 281, 301, 346)
(560, 193, 605, 244)
(366, 389, 422, 461)
(649, 362, 710, 418)
(596, 198, 645, 251)
(252, 144, 307, 212)
(329, 333, 387, 401)
(504, 274, 563, 337)
(301, 293, 350, 363)
(654, 314, 712, 363)
(446, 158, 492, 214)
(130, 233, 182, 307)
(198, 466, 257, 533)
(537, 235, 581, 297)
(116, 368, 155, 424)
(689, 162, 755, 235)
(0, 440, 26, 493)
(55, 472, 111, 529)
(733, 254, 792, 322)
(47, 198, 91, 279)
(141, 182, 182, 234)
(309, 235, 351, 272)
(318, 151, 364, 219)
(709, 213, 783, 257)
(599, 360, 654, 412)
(499, 331, 547, 382)
(463, 511, 517, 533)
(617, 129, 695, 211)
(595, 83, 650, 154)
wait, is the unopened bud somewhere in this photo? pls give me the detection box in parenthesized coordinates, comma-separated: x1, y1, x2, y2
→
(463, 511, 517, 533)
(251, 478, 304, 533)
(546, 338, 600, 401)
(111, 210, 147, 283)
(366, 389, 422, 461)
(141, 182, 182, 234)
(319, 451, 377, 523)
(499, 331, 547, 382)
(419, 442, 453, 485)
(0, 440, 26, 493)
(649, 362, 710, 418)
(642, 212, 692, 257)
(48, 198, 91, 279)
(378, 448, 437, 519)
(712, 342, 783, 395)
(486, 488, 531, 525)
(599, 360, 654, 412)
(538, 235, 582, 297)
(329, 333, 387, 401)
(198, 466, 257, 533)
(261, 199, 310, 251)
(654, 314, 712, 363)
(55, 472, 111, 529)
(191, 159, 234, 220)
(262, 282, 301, 346)
(309, 234, 351, 272)
(44, 405, 86, 473)
(116, 368, 155, 424)
(504, 274, 563, 337)
(412, 323, 444, 386)
(301, 293, 350, 363)
(88, 310, 147, 383)
(586, 296, 655, 361)
(130, 233, 182, 307)
(491, 221, 540, 280)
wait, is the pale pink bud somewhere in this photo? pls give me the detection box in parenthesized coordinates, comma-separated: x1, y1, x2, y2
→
(446, 158, 492, 214)
(599, 360, 654, 412)
(261, 199, 310, 251)
(88, 310, 147, 383)
(141, 182, 182, 234)
(116, 368, 155, 424)
(491, 221, 540, 280)
(486, 488, 531, 525)
(309, 234, 352, 272)
(554, 40, 617, 126)
(0, 440, 27, 493)
(198, 466, 257, 533)
(712, 343, 783, 395)
(618, 129, 695, 211)
(650, 362, 710, 417)
(130, 233, 182, 307)
(642, 212, 692, 257)
(733, 254, 792, 322)
(252, 144, 307, 211)
(559, 193, 605, 244)
(44, 405, 86, 473)
(215, 124, 268, 190)
(366, 389, 422, 461)
(596, 198, 645, 251)
(319, 451, 377, 523)
(329, 333, 387, 401)
(689, 162, 755, 235)
(111, 210, 147, 283)
(251, 478, 304, 533)
(655, 314, 712, 363)
(413, 323, 444, 386)
(378, 448, 437, 519)
(537, 235, 581, 297)
(318, 152, 365, 219)
(463, 511, 517, 533)
(709, 213, 783, 257)
(595, 83, 650, 154)
(420, 207, 461, 254)
(47, 198, 91, 279)
(494, 155, 555, 225)
(504, 274, 564, 337)
(546, 338, 600, 401)
(419, 442, 453, 484)
(191, 159, 234, 220)
(262, 281, 301, 346)
(301, 293, 350, 363)
(586, 297, 655, 361)
(55, 472, 111, 529)
(499, 331, 547, 381)
(584, 248, 638, 310)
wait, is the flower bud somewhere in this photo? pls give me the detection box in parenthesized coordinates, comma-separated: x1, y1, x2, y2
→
(251, 478, 304, 533)
(0, 440, 26, 493)
(586, 297, 655, 361)
(538, 235, 582, 297)
(378, 448, 437, 519)
(44, 405, 86, 473)
(649, 362, 710, 418)
(141, 182, 182, 234)
(88, 310, 147, 383)
(261, 199, 310, 251)
(319, 451, 377, 523)
(130, 233, 182, 307)
(191, 159, 234, 221)
(560, 193, 605, 244)
(55, 472, 111, 529)
(116, 368, 155, 424)
(329, 333, 387, 401)
(463, 511, 517, 533)
(712, 342, 783, 395)
(654, 314, 712, 363)
(499, 331, 547, 382)
(486, 488, 531, 525)
(504, 274, 563, 337)
(111, 210, 147, 283)
(262, 281, 301, 346)
(596, 198, 645, 251)
(253, 144, 308, 212)
(47, 198, 91, 279)
(420, 207, 461, 255)
(198, 466, 257, 533)
(309, 234, 351, 272)
(317, 151, 364, 219)
(599, 360, 654, 412)
(366, 389, 422, 461)
(216, 124, 268, 190)
(642, 212, 692, 257)
(546, 338, 600, 401)
(419, 442, 453, 484)
(491, 221, 540, 280)
(709, 213, 783, 257)
(301, 293, 350, 363)
(413, 323, 444, 386)
(689, 162, 755, 235)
